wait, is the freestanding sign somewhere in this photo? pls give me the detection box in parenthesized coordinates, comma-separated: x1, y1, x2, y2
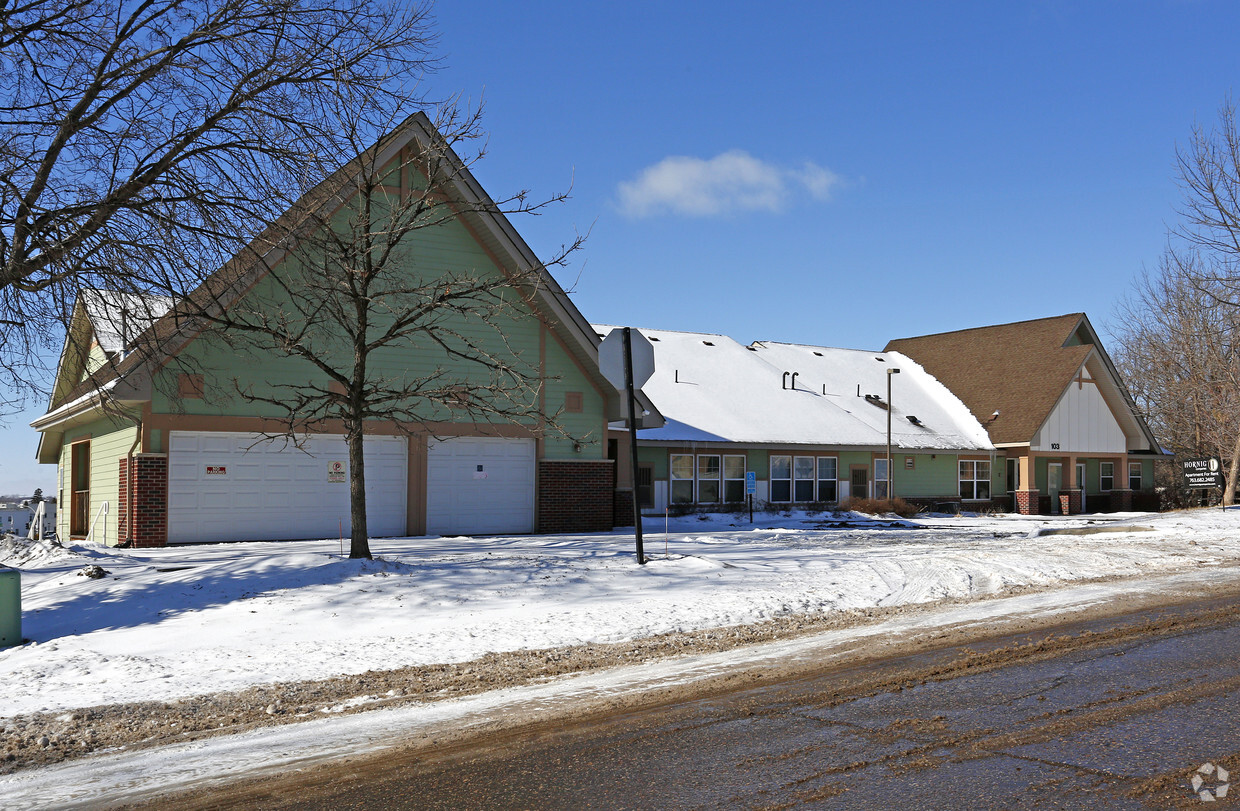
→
(599, 328, 656, 564)
(1182, 457, 1225, 489)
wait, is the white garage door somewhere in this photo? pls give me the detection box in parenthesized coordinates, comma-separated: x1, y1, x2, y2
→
(426, 436, 535, 536)
(167, 431, 407, 544)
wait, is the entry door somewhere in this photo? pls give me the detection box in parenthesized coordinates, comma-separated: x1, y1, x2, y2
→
(1049, 463, 1063, 514)
(1076, 463, 1086, 511)
(70, 441, 90, 537)
(850, 466, 869, 500)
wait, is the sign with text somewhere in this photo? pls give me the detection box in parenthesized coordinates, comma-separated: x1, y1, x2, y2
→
(745, 471, 757, 495)
(1182, 456, 1224, 489)
(327, 461, 346, 483)
(205, 465, 227, 476)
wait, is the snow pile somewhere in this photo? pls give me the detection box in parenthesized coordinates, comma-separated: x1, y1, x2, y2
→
(1, 508, 1238, 718)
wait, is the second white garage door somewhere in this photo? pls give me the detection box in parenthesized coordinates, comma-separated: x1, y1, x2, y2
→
(426, 436, 535, 536)
(167, 431, 407, 543)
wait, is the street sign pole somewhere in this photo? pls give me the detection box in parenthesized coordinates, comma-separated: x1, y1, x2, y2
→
(623, 328, 645, 565)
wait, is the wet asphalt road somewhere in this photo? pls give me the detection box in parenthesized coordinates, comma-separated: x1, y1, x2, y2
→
(184, 594, 1240, 810)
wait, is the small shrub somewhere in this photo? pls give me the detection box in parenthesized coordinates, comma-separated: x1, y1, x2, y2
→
(838, 496, 918, 518)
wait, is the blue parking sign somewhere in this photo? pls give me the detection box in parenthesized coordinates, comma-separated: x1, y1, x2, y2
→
(745, 471, 757, 495)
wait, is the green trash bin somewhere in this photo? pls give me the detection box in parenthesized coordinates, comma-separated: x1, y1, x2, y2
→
(0, 566, 19, 647)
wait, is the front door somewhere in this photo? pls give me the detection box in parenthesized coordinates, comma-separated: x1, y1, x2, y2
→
(1049, 463, 1062, 514)
(70, 440, 90, 537)
(1076, 463, 1086, 512)
(850, 466, 869, 501)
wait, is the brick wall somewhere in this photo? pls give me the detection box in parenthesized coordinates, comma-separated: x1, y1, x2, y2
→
(613, 488, 635, 528)
(118, 454, 168, 548)
(537, 460, 615, 533)
(1015, 489, 1040, 515)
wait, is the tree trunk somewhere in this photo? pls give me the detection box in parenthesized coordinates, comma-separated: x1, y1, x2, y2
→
(1225, 429, 1240, 507)
(347, 430, 371, 559)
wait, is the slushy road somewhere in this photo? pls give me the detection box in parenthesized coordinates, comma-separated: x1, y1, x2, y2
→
(162, 591, 1240, 810)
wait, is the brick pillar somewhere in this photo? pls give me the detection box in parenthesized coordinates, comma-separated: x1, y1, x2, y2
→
(1110, 488, 1133, 512)
(118, 458, 130, 545)
(127, 454, 168, 548)
(1061, 489, 1082, 515)
(613, 488, 635, 528)
(537, 460, 615, 533)
(1015, 489, 1041, 515)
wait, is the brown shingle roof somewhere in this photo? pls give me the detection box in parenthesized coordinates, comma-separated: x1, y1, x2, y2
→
(885, 314, 1090, 446)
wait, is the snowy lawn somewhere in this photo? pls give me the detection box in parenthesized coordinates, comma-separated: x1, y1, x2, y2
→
(1, 507, 1237, 719)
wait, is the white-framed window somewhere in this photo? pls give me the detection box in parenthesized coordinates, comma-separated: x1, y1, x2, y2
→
(1100, 461, 1114, 492)
(959, 459, 991, 500)
(671, 454, 694, 504)
(794, 456, 815, 501)
(770, 455, 792, 502)
(874, 458, 890, 499)
(724, 455, 746, 503)
(1128, 461, 1142, 491)
(817, 457, 838, 502)
(696, 455, 721, 503)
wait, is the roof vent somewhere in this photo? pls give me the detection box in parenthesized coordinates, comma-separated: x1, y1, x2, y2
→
(746, 346, 757, 352)
(864, 393, 889, 410)
(907, 415, 922, 426)
(813, 351, 823, 357)
(875, 357, 886, 362)
(702, 340, 714, 346)
(649, 335, 660, 341)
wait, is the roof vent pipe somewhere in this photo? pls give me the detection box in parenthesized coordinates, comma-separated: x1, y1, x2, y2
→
(791, 372, 799, 390)
(782, 371, 790, 390)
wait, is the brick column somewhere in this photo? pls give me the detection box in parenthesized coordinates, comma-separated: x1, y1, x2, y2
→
(537, 460, 615, 533)
(119, 454, 168, 548)
(1109, 488, 1133, 512)
(1015, 489, 1041, 515)
(613, 488, 635, 528)
(1061, 489, 1082, 515)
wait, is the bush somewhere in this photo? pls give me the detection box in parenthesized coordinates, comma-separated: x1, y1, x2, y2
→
(838, 496, 919, 518)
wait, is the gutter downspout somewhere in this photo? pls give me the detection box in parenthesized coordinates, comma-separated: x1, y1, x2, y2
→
(122, 416, 142, 548)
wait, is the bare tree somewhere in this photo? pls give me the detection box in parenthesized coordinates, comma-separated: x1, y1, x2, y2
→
(184, 108, 583, 559)
(0, 0, 435, 407)
(1113, 248, 1240, 504)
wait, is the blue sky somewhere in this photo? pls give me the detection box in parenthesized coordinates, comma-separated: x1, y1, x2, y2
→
(1, 0, 1235, 494)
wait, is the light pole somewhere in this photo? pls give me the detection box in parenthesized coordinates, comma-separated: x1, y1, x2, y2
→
(886, 367, 900, 501)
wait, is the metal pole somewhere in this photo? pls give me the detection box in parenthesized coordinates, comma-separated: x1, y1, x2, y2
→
(887, 368, 900, 501)
(623, 328, 645, 564)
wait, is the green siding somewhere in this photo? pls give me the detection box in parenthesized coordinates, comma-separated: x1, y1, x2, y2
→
(542, 332, 604, 459)
(894, 453, 960, 499)
(638, 445, 667, 479)
(148, 187, 607, 452)
(59, 416, 136, 547)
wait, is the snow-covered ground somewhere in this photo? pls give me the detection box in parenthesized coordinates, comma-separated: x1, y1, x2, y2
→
(1, 507, 1238, 720)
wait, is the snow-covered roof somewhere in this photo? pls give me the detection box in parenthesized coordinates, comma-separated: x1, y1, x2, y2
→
(594, 325, 993, 451)
(81, 289, 176, 354)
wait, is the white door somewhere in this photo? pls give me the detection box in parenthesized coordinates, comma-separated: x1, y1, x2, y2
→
(426, 436, 535, 535)
(1048, 463, 1062, 514)
(167, 431, 407, 543)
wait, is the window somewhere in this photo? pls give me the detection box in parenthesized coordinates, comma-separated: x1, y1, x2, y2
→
(794, 456, 815, 501)
(817, 457, 838, 502)
(697, 455, 721, 503)
(874, 458, 890, 499)
(1100, 462, 1114, 492)
(724, 455, 746, 502)
(770, 456, 792, 502)
(671, 454, 694, 504)
(959, 459, 991, 500)
(1128, 462, 1142, 491)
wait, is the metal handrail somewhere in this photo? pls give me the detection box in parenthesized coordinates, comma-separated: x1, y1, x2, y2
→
(84, 501, 109, 545)
(26, 501, 45, 541)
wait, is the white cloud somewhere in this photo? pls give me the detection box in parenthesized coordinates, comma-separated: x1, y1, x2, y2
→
(616, 150, 840, 218)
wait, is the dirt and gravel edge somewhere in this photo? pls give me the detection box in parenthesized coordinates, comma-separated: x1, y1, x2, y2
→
(5, 565, 1240, 777)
